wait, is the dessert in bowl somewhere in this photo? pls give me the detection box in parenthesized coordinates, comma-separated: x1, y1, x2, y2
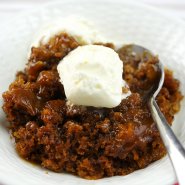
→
(2, 17, 183, 180)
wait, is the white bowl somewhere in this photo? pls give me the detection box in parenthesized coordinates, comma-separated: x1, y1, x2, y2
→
(0, 0, 185, 185)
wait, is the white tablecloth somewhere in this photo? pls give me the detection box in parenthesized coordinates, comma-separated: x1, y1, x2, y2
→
(0, 0, 185, 28)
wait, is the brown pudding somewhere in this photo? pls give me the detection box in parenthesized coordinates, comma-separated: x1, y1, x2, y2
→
(2, 33, 183, 179)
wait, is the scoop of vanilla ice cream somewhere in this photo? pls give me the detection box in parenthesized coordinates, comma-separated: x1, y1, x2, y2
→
(57, 45, 130, 108)
(32, 17, 105, 47)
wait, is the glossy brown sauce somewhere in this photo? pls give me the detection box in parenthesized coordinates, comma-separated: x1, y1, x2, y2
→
(2, 33, 183, 179)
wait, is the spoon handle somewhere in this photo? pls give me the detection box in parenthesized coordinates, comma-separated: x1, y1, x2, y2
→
(149, 97, 185, 185)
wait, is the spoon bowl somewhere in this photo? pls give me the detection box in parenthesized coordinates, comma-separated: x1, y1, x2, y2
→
(129, 44, 185, 185)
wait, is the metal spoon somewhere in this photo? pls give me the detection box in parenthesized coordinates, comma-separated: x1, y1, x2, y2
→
(129, 45, 185, 185)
